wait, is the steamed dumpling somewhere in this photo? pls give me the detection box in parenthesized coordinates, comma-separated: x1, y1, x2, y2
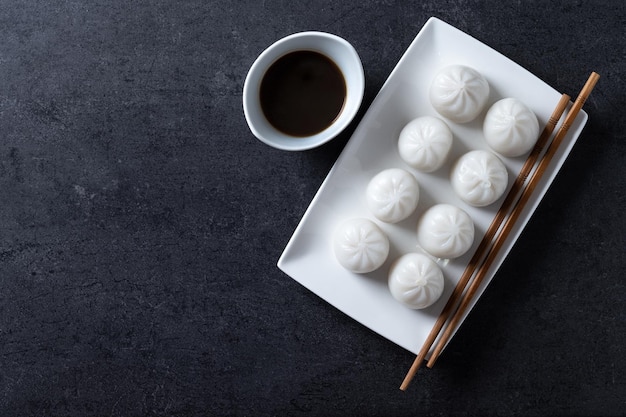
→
(451, 150, 509, 207)
(333, 218, 390, 273)
(388, 253, 445, 309)
(429, 65, 490, 123)
(398, 116, 453, 172)
(483, 98, 540, 157)
(366, 168, 419, 223)
(417, 204, 475, 259)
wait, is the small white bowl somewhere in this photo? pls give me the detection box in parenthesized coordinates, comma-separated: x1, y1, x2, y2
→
(243, 31, 365, 151)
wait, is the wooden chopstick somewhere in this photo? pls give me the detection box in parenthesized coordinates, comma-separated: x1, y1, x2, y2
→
(425, 71, 600, 369)
(399, 92, 571, 391)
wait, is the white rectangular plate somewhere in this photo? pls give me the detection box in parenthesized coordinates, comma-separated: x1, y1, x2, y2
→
(277, 17, 588, 356)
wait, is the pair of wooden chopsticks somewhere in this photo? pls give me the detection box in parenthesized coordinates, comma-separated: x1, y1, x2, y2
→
(400, 72, 600, 391)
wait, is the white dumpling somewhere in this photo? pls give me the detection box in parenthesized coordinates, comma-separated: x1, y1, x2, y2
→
(333, 218, 390, 273)
(366, 168, 419, 223)
(417, 204, 475, 259)
(388, 253, 445, 309)
(429, 65, 490, 123)
(483, 98, 540, 157)
(451, 150, 509, 207)
(398, 116, 453, 172)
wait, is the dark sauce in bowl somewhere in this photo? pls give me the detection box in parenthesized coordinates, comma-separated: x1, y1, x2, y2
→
(260, 50, 347, 137)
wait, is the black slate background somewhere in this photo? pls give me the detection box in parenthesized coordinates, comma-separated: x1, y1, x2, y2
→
(1, 1, 625, 416)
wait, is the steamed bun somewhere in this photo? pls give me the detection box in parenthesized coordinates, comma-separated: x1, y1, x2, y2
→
(366, 168, 420, 223)
(451, 150, 509, 207)
(417, 204, 475, 259)
(429, 65, 490, 123)
(398, 116, 453, 172)
(333, 218, 390, 273)
(483, 98, 540, 157)
(388, 253, 445, 309)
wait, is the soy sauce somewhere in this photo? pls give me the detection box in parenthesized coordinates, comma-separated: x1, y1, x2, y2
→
(260, 50, 346, 137)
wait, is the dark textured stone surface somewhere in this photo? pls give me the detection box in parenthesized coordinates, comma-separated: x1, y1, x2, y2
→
(0, 1, 624, 416)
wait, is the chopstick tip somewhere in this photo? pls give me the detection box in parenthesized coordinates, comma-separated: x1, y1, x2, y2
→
(582, 72, 600, 94)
